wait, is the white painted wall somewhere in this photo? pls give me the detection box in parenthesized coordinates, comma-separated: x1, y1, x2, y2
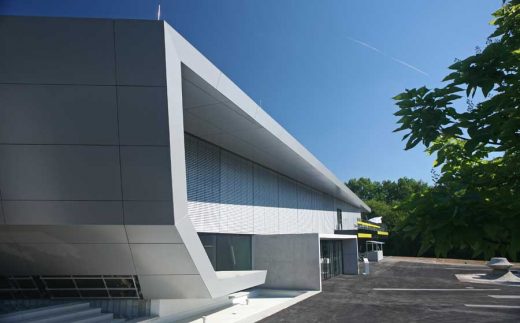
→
(185, 135, 361, 235)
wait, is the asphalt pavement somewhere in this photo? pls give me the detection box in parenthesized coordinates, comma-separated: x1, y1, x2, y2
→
(260, 258, 520, 323)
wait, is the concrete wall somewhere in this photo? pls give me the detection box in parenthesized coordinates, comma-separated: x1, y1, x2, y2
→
(185, 134, 362, 235)
(150, 297, 231, 322)
(253, 234, 321, 291)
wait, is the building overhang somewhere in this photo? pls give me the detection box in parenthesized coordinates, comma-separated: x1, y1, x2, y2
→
(172, 26, 370, 213)
(319, 233, 357, 240)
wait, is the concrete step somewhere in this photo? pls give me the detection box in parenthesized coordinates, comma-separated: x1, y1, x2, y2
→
(229, 291, 250, 305)
(70, 312, 115, 323)
(0, 303, 90, 322)
(0, 302, 151, 323)
(123, 317, 158, 323)
(109, 319, 126, 323)
(26, 307, 102, 323)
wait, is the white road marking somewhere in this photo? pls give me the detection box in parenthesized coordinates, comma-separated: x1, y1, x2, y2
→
(445, 267, 488, 271)
(488, 295, 520, 299)
(373, 288, 501, 291)
(465, 304, 520, 309)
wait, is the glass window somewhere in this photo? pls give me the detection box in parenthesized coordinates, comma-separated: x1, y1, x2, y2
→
(320, 240, 343, 280)
(105, 278, 135, 289)
(198, 233, 252, 271)
(75, 279, 104, 289)
(199, 233, 217, 269)
(216, 234, 251, 271)
(80, 290, 109, 298)
(44, 279, 75, 289)
(336, 209, 343, 230)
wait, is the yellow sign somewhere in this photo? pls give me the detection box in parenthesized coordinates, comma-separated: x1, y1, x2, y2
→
(357, 221, 380, 229)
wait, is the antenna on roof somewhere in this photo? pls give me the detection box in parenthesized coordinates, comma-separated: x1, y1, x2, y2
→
(157, 3, 161, 20)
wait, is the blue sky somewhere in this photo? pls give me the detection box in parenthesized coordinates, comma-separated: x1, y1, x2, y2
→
(0, 0, 502, 183)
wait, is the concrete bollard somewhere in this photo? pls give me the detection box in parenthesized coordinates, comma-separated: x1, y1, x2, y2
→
(363, 258, 369, 275)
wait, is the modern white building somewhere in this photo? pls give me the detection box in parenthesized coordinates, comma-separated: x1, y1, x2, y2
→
(0, 16, 370, 320)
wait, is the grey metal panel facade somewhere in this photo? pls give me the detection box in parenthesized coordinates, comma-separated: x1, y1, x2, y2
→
(120, 146, 173, 201)
(0, 16, 195, 300)
(114, 20, 167, 86)
(0, 145, 122, 200)
(0, 84, 118, 145)
(117, 86, 170, 146)
(123, 201, 174, 225)
(0, 16, 368, 302)
(0, 16, 116, 85)
(3, 201, 124, 225)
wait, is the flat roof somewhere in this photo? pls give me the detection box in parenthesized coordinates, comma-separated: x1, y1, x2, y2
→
(319, 233, 357, 240)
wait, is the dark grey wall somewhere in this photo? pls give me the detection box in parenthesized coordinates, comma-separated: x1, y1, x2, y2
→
(0, 16, 171, 227)
(0, 16, 172, 275)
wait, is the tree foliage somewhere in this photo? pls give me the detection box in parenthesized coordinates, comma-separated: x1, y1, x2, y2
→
(393, 0, 520, 260)
(346, 178, 428, 255)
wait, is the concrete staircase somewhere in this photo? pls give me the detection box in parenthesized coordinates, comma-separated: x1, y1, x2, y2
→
(0, 302, 127, 323)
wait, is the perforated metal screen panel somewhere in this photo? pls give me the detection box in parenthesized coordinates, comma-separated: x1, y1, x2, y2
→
(220, 151, 254, 233)
(278, 176, 299, 234)
(253, 165, 279, 234)
(185, 135, 221, 232)
(185, 134, 360, 235)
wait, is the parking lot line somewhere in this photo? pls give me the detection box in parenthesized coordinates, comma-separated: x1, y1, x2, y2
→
(465, 304, 520, 309)
(488, 295, 520, 299)
(444, 267, 488, 270)
(373, 288, 501, 291)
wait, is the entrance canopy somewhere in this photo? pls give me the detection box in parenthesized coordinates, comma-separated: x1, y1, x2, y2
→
(319, 233, 357, 240)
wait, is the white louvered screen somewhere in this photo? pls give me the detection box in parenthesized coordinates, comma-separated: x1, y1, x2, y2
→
(321, 194, 335, 233)
(343, 211, 361, 230)
(297, 184, 313, 233)
(311, 190, 320, 233)
(185, 135, 220, 232)
(253, 165, 279, 234)
(278, 176, 298, 234)
(220, 151, 254, 233)
(185, 134, 358, 235)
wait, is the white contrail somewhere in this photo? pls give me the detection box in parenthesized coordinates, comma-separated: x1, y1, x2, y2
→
(391, 57, 429, 76)
(347, 36, 429, 76)
(346, 37, 384, 55)
(157, 3, 161, 20)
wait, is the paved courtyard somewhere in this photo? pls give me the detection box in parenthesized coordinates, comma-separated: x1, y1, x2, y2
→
(261, 258, 520, 322)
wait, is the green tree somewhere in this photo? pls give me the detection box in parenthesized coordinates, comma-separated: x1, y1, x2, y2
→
(346, 177, 428, 255)
(393, 0, 520, 259)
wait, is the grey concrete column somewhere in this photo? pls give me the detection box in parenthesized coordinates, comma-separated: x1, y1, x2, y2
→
(342, 239, 359, 275)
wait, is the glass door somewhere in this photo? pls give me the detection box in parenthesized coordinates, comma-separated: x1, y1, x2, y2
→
(321, 240, 343, 280)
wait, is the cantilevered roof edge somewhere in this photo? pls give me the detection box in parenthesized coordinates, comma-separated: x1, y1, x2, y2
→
(164, 22, 371, 213)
